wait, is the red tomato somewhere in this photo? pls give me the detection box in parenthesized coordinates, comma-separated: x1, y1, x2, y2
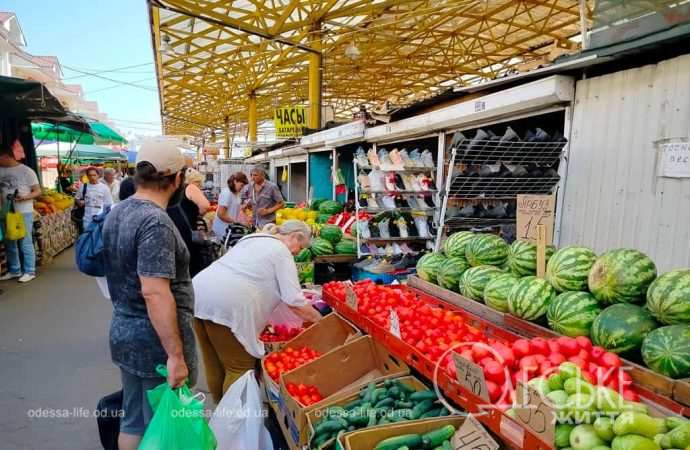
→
(519, 356, 539, 374)
(495, 346, 516, 368)
(512, 339, 531, 359)
(534, 354, 546, 364)
(539, 361, 555, 377)
(580, 370, 595, 384)
(568, 356, 587, 368)
(479, 356, 495, 368)
(484, 361, 506, 384)
(590, 346, 606, 361)
(459, 349, 474, 363)
(577, 349, 591, 363)
(530, 337, 550, 356)
(557, 337, 580, 356)
(547, 339, 561, 354)
(486, 380, 501, 403)
(619, 370, 633, 388)
(575, 336, 592, 351)
(622, 389, 639, 402)
(548, 353, 566, 366)
(600, 352, 622, 369)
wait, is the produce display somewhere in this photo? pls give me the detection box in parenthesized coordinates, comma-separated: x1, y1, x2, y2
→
(460, 265, 502, 301)
(415, 252, 447, 283)
(311, 237, 336, 256)
(436, 256, 470, 292)
(285, 382, 324, 406)
(507, 276, 556, 321)
(465, 233, 509, 267)
(590, 304, 658, 355)
(483, 272, 520, 312)
(259, 324, 304, 343)
(309, 380, 449, 449)
(546, 246, 597, 292)
(508, 239, 555, 276)
(34, 189, 75, 215)
(645, 270, 690, 325)
(588, 249, 657, 305)
(372, 424, 457, 450)
(641, 325, 690, 379)
(442, 230, 474, 258)
(264, 346, 321, 382)
(547, 292, 601, 337)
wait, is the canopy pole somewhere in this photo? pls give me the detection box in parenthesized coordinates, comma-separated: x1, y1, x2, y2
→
(223, 115, 230, 159)
(579, 0, 589, 50)
(248, 93, 257, 144)
(308, 23, 322, 130)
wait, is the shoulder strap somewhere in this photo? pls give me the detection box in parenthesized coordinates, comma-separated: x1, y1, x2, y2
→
(82, 183, 88, 196)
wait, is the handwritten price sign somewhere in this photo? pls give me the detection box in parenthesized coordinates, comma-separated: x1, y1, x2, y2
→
(345, 282, 358, 311)
(514, 381, 555, 444)
(452, 414, 499, 450)
(452, 352, 489, 402)
(516, 194, 555, 245)
(389, 309, 401, 338)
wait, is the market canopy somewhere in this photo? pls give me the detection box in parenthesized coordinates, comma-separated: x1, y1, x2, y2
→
(150, 0, 593, 138)
(35, 142, 126, 161)
(32, 120, 127, 146)
(89, 121, 127, 145)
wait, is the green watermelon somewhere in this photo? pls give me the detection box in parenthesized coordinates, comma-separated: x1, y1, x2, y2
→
(507, 276, 556, 321)
(294, 248, 312, 262)
(416, 252, 447, 283)
(646, 269, 690, 325)
(334, 239, 356, 255)
(318, 200, 343, 215)
(436, 256, 470, 292)
(546, 292, 602, 337)
(310, 198, 328, 210)
(310, 237, 334, 256)
(483, 273, 520, 312)
(442, 231, 474, 258)
(588, 249, 657, 304)
(641, 325, 690, 378)
(590, 304, 658, 354)
(546, 246, 597, 292)
(317, 214, 332, 223)
(320, 224, 343, 244)
(460, 265, 503, 301)
(465, 233, 509, 267)
(508, 240, 556, 276)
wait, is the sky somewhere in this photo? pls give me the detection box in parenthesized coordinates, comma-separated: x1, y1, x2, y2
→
(4, 0, 162, 138)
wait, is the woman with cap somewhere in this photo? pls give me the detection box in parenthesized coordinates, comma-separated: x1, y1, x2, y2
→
(192, 219, 322, 402)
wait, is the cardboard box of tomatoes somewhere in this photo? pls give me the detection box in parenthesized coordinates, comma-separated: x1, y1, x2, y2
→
(262, 313, 361, 407)
(341, 416, 466, 450)
(278, 335, 409, 448)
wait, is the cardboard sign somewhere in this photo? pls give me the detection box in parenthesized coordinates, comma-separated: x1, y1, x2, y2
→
(452, 352, 489, 402)
(516, 194, 555, 244)
(452, 414, 499, 450)
(536, 224, 547, 279)
(514, 382, 555, 444)
(389, 309, 401, 338)
(274, 106, 306, 138)
(345, 283, 358, 311)
(658, 141, 690, 178)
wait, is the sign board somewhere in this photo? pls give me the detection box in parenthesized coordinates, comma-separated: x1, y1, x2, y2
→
(274, 106, 306, 138)
(345, 283, 358, 311)
(514, 381, 555, 444)
(452, 352, 489, 402)
(452, 414, 499, 450)
(389, 309, 401, 338)
(243, 146, 252, 158)
(658, 141, 690, 178)
(516, 194, 555, 245)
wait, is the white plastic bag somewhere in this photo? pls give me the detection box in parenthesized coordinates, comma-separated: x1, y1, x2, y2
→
(266, 302, 304, 329)
(209, 370, 273, 450)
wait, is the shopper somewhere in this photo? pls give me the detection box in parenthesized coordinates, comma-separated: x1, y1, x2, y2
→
(193, 220, 322, 402)
(212, 171, 249, 237)
(57, 165, 76, 194)
(102, 168, 121, 203)
(241, 167, 284, 228)
(76, 167, 113, 230)
(0, 141, 40, 283)
(102, 139, 196, 450)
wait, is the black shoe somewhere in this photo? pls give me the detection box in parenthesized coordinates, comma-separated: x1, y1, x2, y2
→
(390, 222, 400, 237)
(458, 204, 476, 218)
(553, 130, 568, 143)
(543, 168, 558, 178)
(526, 164, 544, 177)
(501, 126, 520, 143)
(394, 173, 406, 190)
(487, 130, 500, 141)
(359, 196, 368, 207)
(369, 223, 380, 238)
(486, 203, 508, 218)
(506, 201, 516, 218)
(394, 196, 405, 208)
(524, 130, 536, 142)
(534, 128, 551, 142)
(421, 195, 435, 208)
(502, 164, 528, 177)
(479, 164, 501, 177)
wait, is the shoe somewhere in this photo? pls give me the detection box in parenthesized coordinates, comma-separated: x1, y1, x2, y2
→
(378, 219, 391, 238)
(354, 256, 376, 269)
(448, 131, 467, 150)
(417, 174, 431, 191)
(368, 259, 395, 274)
(553, 130, 568, 143)
(355, 146, 369, 167)
(18, 273, 36, 283)
(524, 130, 536, 142)
(421, 150, 434, 168)
(400, 243, 416, 254)
(543, 167, 559, 178)
(486, 203, 508, 218)
(501, 164, 528, 177)
(395, 217, 409, 237)
(500, 126, 520, 143)
(401, 174, 416, 191)
(406, 196, 419, 209)
(367, 195, 380, 209)
(358, 220, 371, 239)
(0, 272, 21, 281)
(368, 148, 381, 168)
(534, 128, 551, 142)
(409, 149, 423, 167)
(394, 173, 406, 190)
(458, 204, 476, 218)
(506, 202, 517, 218)
(413, 215, 430, 237)
(479, 164, 501, 177)
(389, 149, 404, 169)
(359, 196, 368, 207)
(378, 149, 394, 170)
(384, 173, 398, 191)
(526, 165, 544, 177)
(357, 172, 371, 190)
(397, 196, 409, 208)
(368, 169, 386, 191)
(359, 244, 371, 255)
(381, 195, 396, 209)
(487, 130, 501, 141)
(399, 149, 414, 168)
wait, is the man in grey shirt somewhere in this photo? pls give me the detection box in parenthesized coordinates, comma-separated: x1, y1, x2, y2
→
(102, 139, 196, 450)
(241, 166, 285, 228)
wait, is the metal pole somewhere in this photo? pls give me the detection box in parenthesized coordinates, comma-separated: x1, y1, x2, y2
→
(579, 0, 589, 50)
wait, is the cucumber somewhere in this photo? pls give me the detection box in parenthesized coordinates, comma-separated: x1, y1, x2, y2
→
(343, 399, 363, 410)
(362, 382, 376, 403)
(612, 412, 667, 438)
(367, 409, 378, 427)
(375, 397, 395, 408)
(311, 431, 332, 449)
(665, 416, 688, 430)
(387, 386, 401, 399)
(395, 401, 414, 409)
(313, 417, 348, 435)
(396, 381, 416, 394)
(374, 433, 423, 450)
(422, 425, 456, 448)
(325, 406, 347, 418)
(345, 407, 370, 426)
(419, 407, 444, 419)
(371, 388, 388, 404)
(411, 399, 435, 419)
(409, 390, 437, 402)
(611, 435, 661, 450)
(388, 409, 414, 422)
(442, 441, 452, 450)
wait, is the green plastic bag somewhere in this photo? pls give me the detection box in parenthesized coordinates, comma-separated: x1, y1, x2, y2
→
(138, 365, 216, 450)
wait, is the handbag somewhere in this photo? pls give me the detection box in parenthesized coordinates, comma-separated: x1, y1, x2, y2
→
(96, 390, 123, 450)
(174, 203, 220, 272)
(5, 198, 26, 241)
(71, 184, 88, 223)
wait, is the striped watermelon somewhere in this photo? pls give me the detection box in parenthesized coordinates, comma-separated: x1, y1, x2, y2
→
(460, 265, 503, 301)
(294, 248, 313, 262)
(443, 231, 475, 258)
(546, 292, 602, 337)
(646, 269, 690, 325)
(416, 252, 447, 283)
(334, 239, 356, 255)
(507, 276, 556, 321)
(546, 246, 597, 292)
(465, 233, 509, 267)
(310, 237, 334, 256)
(437, 256, 470, 292)
(591, 304, 658, 354)
(319, 225, 343, 244)
(483, 273, 520, 312)
(508, 240, 556, 276)
(588, 249, 657, 304)
(641, 325, 690, 378)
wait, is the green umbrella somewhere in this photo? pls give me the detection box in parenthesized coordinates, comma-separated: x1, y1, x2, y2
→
(32, 122, 95, 144)
(90, 121, 127, 145)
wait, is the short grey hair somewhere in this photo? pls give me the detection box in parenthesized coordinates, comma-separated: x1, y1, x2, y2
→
(104, 168, 116, 176)
(262, 219, 312, 243)
(251, 166, 267, 176)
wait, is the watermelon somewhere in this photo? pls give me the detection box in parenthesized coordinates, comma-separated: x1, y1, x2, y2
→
(310, 198, 328, 210)
(641, 325, 690, 378)
(508, 240, 556, 276)
(590, 304, 658, 354)
(443, 231, 475, 258)
(546, 292, 601, 337)
(436, 256, 470, 292)
(483, 273, 520, 312)
(646, 269, 690, 325)
(294, 248, 312, 262)
(318, 200, 343, 215)
(320, 224, 343, 244)
(416, 252, 447, 283)
(460, 265, 503, 301)
(334, 239, 356, 255)
(317, 213, 332, 224)
(546, 246, 597, 292)
(310, 237, 334, 256)
(588, 249, 657, 304)
(507, 276, 556, 321)
(465, 233, 509, 267)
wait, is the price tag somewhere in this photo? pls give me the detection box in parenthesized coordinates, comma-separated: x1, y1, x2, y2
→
(514, 382, 555, 444)
(345, 283, 358, 311)
(452, 414, 499, 450)
(516, 194, 555, 245)
(452, 352, 489, 402)
(389, 309, 401, 338)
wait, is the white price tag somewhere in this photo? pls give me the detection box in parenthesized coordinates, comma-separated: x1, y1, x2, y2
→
(389, 309, 401, 338)
(345, 283, 358, 310)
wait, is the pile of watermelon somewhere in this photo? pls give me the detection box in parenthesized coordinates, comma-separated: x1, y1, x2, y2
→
(308, 223, 356, 257)
(417, 231, 690, 379)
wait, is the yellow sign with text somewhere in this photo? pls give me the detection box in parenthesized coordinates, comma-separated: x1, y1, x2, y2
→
(274, 106, 306, 138)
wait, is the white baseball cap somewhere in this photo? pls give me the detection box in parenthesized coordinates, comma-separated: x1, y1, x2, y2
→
(136, 138, 185, 175)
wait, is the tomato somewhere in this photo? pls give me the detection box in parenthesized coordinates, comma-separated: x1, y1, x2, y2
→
(484, 361, 506, 384)
(568, 356, 587, 368)
(575, 336, 592, 351)
(494, 345, 516, 368)
(530, 337, 550, 356)
(577, 349, 591, 363)
(600, 352, 622, 369)
(590, 345, 606, 362)
(548, 353, 566, 366)
(512, 339, 531, 359)
(519, 356, 539, 374)
(622, 389, 639, 402)
(557, 337, 579, 356)
(619, 370, 633, 388)
(486, 380, 501, 403)
(472, 343, 490, 361)
(547, 340, 561, 354)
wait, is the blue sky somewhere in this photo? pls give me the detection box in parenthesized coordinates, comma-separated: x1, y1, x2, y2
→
(5, 0, 161, 137)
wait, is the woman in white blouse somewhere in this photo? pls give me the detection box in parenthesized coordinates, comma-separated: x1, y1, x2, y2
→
(212, 171, 249, 238)
(192, 220, 322, 402)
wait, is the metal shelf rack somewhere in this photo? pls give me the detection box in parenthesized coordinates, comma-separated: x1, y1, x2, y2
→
(446, 138, 566, 166)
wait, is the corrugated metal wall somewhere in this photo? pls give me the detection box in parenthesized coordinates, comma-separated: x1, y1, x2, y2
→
(560, 54, 690, 272)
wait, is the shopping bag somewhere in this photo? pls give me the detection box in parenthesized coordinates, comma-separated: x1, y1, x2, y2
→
(5, 209, 26, 241)
(267, 302, 304, 329)
(209, 370, 273, 450)
(138, 365, 217, 450)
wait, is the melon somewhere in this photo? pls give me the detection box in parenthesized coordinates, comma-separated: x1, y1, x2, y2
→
(294, 248, 312, 262)
(645, 269, 690, 325)
(590, 304, 658, 354)
(465, 233, 509, 267)
(334, 239, 356, 255)
(546, 246, 597, 292)
(416, 252, 446, 283)
(310, 237, 334, 256)
(319, 224, 343, 244)
(547, 292, 601, 337)
(318, 200, 343, 215)
(641, 324, 690, 379)
(442, 231, 475, 258)
(508, 240, 556, 276)
(460, 265, 503, 301)
(436, 256, 470, 292)
(507, 276, 556, 321)
(588, 249, 657, 304)
(483, 273, 520, 313)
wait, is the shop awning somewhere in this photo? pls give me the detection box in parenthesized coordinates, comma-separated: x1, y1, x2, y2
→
(35, 142, 126, 160)
(32, 122, 95, 144)
(89, 121, 127, 145)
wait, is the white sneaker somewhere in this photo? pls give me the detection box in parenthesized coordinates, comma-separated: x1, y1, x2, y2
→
(18, 273, 36, 283)
(0, 272, 21, 281)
